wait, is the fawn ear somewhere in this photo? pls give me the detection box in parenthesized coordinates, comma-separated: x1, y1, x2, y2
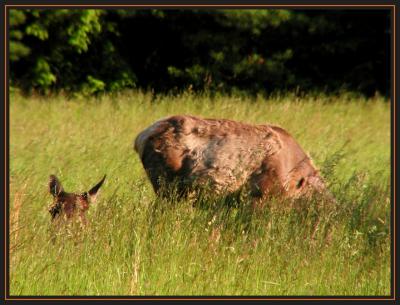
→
(88, 175, 106, 201)
(49, 175, 64, 197)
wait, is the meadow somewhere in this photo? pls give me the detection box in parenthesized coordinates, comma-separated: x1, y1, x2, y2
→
(9, 91, 391, 296)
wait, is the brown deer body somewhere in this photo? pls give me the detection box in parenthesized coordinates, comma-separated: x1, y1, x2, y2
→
(48, 175, 106, 225)
(134, 115, 328, 204)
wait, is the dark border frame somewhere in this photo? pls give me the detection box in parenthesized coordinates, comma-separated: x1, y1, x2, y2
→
(2, 1, 397, 301)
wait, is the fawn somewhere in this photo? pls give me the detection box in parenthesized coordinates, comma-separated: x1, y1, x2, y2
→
(48, 174, 106, 226)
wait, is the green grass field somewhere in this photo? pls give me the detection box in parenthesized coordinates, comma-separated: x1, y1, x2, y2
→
(9, 91, 391, 296)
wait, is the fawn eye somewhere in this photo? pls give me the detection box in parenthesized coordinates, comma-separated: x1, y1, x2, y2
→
(296, 178, 305, 189)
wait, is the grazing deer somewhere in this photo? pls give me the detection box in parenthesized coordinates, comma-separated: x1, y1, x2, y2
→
(48, 174, 106, 225)
(134, 115, 331, 206)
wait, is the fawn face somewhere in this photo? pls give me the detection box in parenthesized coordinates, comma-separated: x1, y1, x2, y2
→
(48, 174, 106, 224)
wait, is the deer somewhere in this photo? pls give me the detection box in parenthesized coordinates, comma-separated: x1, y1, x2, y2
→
(133, 115, 332, 208)
(48, 174, 106, 226)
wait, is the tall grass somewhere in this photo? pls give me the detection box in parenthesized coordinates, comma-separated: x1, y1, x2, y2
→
(9, 91, 390, 296)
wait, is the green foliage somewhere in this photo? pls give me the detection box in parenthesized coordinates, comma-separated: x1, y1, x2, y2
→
(66, 10, 103, 53)
(9, 10, 30, 61)
(218, 9, 292, 33)
(32, 57, 56, 89)
(10, 9, 390, 96)
(26, 22, 49, 40)
(10, 9, 134, 94)
(108, 72, 136, 91)
(81, 75, 105, 95)
(9, 92, 390, 295)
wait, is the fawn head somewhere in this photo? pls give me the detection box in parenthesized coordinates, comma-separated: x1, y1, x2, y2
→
(48, 174, 106, 221)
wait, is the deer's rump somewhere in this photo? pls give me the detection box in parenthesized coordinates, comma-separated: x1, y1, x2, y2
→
(136, 116, 282, 195)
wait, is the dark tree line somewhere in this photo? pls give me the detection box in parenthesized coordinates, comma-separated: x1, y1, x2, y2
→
(10, 9, 391, 96)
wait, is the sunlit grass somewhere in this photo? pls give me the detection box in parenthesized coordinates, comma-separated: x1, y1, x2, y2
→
(9, 91, 390, 296)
